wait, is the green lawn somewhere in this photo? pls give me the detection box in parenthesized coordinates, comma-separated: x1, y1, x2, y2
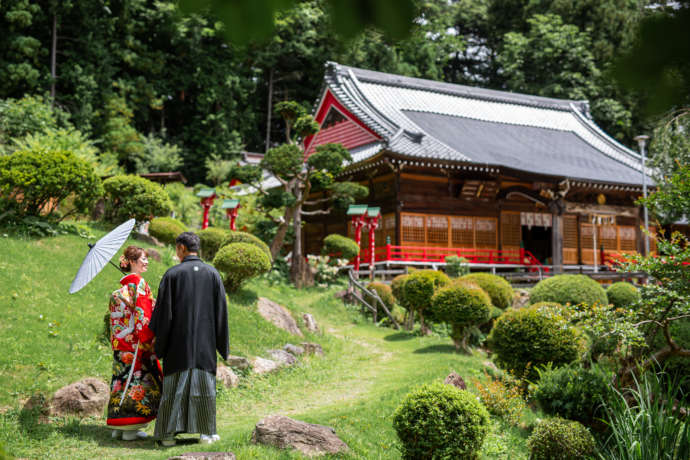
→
(0, 228, 532, 459)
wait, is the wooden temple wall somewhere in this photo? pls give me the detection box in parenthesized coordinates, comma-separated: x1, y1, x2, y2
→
(302, 170, 653, 265)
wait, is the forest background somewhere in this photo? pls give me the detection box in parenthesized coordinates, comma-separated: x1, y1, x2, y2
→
(0, 0, 680, 185)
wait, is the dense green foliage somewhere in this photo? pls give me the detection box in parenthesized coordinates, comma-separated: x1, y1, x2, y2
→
(527, 417, 596, 460)
(487, 305, 583, 378)
(606, 282, 640, 309)
(391, 274, 410, 308)
(460, 273, 513, 310)
(102, 175, 172, 224)
(444, 255, 469, 278)
(431, 282, 491, 352)
(198, 227, 230, 261)
(0, 148, 102, 219)
(213, 242, 272, 292)
(402, 269, 450, 318)
(530, 274, 608, 306)
(393, 382, 490, 459)
(366, 281, 395, 318)
(148, 217, 188, 246)
(322, 234, 359, 260)
(531, 364, 613, 427)
(0, 0, 656, 187)
(221, 231, 272, 261)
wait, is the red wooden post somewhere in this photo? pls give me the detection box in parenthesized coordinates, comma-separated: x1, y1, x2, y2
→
(222, 199, 241, 231)
(366, 212, 380, 280)
(385, 237, 391, 260)
(353, 215, 365, 272)
(197, 189, 217, 230)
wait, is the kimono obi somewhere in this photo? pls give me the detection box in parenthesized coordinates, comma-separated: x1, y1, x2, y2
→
(109, 273, 155, 353)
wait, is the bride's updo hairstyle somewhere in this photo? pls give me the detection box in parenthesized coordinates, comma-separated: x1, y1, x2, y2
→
(119, 246, 145, 272)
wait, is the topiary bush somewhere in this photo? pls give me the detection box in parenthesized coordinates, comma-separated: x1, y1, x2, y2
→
(460, 273, 513, 309)
(530, 274, 608, 306)
(213, 242, 272, 292)
(606, 282, 640, 309)
(366, 281, 395, 318)
(198, 227, 230, 261)
(148, 217, 187, 246)
(403, 269, 450, 330)
(0, 148, 102, 218)
(532, 364, 614, 427)
(527, 417, 596, 460)
(102, 174, 172, 224)
(391, 274, 409, 306)
(445, 255, 470, 277)
(322, 234, 359, 260)
(487, 305, 584, 379)
(221, 231, 272, 261)
(431, 281, 492, 352)
(393, 382, 490, 460)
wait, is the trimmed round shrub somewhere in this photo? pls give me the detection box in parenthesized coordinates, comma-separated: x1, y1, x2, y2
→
(366, 281, 395, 317)
(0, 148, 102, 218)
(198, 227, 230, 261)
(221, 231, 272, 261)
(103, 174, 172, 223)
(487, 305, 584, 378)
(445, 255, 470, 277)
(532, 364, 614, 427)
(403, 269, 451, 316)
(606, 282, 640, 309)
(431, 282, 491, 352)
(393, 382, 490, 460)
(322, 234, 359, 260)
(149, 217, 187, 246)
(391, 274, 409, 306)
(460, 273, 513, 309)
(527, 418, 596, 460)
(213, 242, 272, 292)
(530, 274, 608, 306)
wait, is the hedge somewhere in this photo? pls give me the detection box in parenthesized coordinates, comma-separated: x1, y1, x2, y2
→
(431, 281, 491, 352)
(606, 282, 640, 309)
(527, 418, 596, 460)
(148, 217, 187, 246)
(460, 273, 513, 309)
(221, 231, 272, 261)
(393, 382, 490, 459)
(213, 242, 272, 292)
(322, 234, 359, 260)
(198, 227, 230, 261)
(530, 274, 608, 306)
(103, 174, 172, 224)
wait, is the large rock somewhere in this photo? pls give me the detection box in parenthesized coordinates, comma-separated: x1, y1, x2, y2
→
(216, 364, 239, 388)
(251, 357, 280, 375)
(302, 313, 319, 333)
(283, 344, 304, 356)
(267, 349, 297, 366)
(257, 298, 303, 337)
(49, 377, 109, 417)
(145, 248, 162, 262)
(132, 232, 164, 247)
(226, 355, 250, 370)
(444, 371, 467, 390)
(300, 343, 324, 356)
(167, 453, 236, 460)
(252, 415, 349, 457)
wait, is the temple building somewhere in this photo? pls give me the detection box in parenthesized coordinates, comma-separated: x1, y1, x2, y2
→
(302, 62, 657, 272)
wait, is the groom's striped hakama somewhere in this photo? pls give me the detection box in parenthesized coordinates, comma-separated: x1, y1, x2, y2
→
(153, 368, 217, 438)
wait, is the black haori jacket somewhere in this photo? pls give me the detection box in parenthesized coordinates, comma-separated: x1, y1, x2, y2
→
(150, 255, 229, 376)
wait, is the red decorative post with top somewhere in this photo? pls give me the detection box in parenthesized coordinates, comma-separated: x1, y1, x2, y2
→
(196, 188, 216, 230)
(347, 204, 368, 276)
(365, 207, 381, 279)
(221, 199, 241, 231)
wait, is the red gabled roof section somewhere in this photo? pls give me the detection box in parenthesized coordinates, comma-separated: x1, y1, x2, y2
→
(304, 89, 381, 157)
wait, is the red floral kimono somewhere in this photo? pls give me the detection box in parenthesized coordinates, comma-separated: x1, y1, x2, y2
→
(106, 273, 163, 428)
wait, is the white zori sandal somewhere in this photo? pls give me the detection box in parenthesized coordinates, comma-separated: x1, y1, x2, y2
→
(199, 434, 221, 444)
(121, 430, 148, 441)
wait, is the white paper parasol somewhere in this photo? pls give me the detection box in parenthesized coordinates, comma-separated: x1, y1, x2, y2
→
(69, 219, 136, 294)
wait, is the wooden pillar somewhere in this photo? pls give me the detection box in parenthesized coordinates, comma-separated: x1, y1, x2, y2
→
(550, 200, 564, 273)
(395, 166, 402, 246)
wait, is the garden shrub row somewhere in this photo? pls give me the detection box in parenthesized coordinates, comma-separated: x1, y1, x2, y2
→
(149, 216, 188, 245)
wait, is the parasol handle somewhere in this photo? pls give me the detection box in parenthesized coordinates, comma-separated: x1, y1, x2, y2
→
(87, 243, 127, 274)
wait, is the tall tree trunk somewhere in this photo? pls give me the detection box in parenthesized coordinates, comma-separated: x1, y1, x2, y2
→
(290, 190, 312, 288)
(50, 13, 58, 105)
(269, 207, 291, 259)
(265, 67, 274, 153)
(418, 311, 431, 335)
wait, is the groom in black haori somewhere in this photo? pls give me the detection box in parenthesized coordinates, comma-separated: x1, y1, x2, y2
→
(149, 232, 229, 446)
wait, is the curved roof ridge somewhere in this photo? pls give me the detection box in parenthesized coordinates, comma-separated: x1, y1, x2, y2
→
(327, 61, 588, 112)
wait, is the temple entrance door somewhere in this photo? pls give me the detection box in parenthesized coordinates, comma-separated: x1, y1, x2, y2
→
(522, 226, 552, 265)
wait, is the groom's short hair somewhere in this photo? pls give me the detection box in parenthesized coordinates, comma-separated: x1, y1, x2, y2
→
(175, 232, 200, 253)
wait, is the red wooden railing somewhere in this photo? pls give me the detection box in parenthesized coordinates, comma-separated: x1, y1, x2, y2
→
(359, 244, 547, 271)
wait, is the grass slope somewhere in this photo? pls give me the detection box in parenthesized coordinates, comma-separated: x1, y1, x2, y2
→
(0, 229, 530, 459)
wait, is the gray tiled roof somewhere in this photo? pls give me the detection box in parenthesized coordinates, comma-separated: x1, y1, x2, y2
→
(323, 62, 651, 186)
